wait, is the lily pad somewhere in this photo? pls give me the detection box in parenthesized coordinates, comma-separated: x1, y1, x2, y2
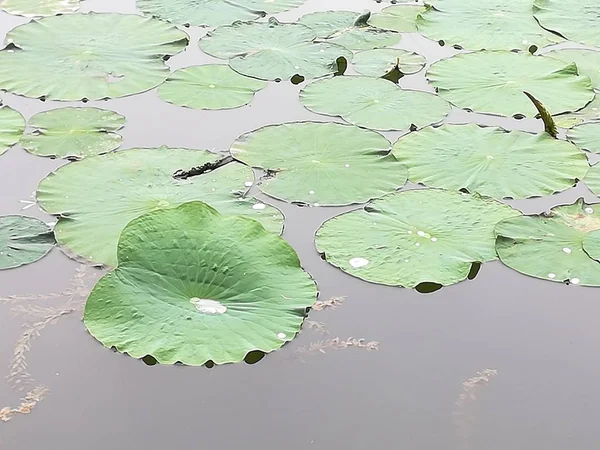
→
(0, 0, 80, 16)
(534, 0, 600, 47)
(548, 49, 600, 89)
(199, 18, 351, 81)
(495, 199, 600, 286)
(316, 189, 518, 288)
(0, 13, 188, 101)
(37, 148, 284, 267)
(0, 106, 25, 156)
(428, 51, 595, 117)
(84, 202, 316, 366)
(137, 0, 305, 28)
(352, 48, 426, 77)
(157, 65, 267, 110)
(300, 76, 450, 131)
(20, 107, 125, 159)
(555, 95, 600, 128)
(583, 163, 600, 196)
(0, 216, 54, 270)
(298, 10, 401, 50)
(583, 229, 600, 262)
(567, 122, 600, 155)
(416, 0, 558, 51)
(368, 5, 424, 33)
(230, 122, 406, 206)
(393, 124, 589, 199)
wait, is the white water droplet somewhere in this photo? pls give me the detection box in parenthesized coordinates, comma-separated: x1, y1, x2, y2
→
(522, 39, 528, 44)
(252, 203, 266, 210)
(277, 332, 287, 339)
(373, 99, 380, 103)
(431, 237, 437, 242)
(570, 278, 580, 285)
(407, 230, 413, 234)
(211, 188, 216, 191)
(417, 231, 426, 237)
(404, 259, 409, 263)
(415, 242, 421, 247)
(548, 273, 556, 279)
(345, 164, 350, 168)
(585, 207, 594, 214)
(562, 247, 572, 254)
(320, 49, 325, 52)
(294, 65, 300, 69)
(486, 155, 494, 160)
(209, 84, 216, 88)
(349, 257, 369, 268)
(190, 298, 227, 315)
(309, 190, 315, 195)
(244, 181, 253, 187)
(314, 203, 321, 207)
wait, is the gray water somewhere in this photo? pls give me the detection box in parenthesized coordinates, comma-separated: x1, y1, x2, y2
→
(2, 1, 600, 449)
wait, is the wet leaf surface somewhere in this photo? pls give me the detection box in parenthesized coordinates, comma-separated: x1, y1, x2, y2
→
(0, 216, 54, 270)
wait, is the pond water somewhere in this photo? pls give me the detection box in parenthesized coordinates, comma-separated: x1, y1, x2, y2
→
(1, 0, 600, 449)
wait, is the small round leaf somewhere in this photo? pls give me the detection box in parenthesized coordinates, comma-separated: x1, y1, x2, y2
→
(352, 48, 426, 77)
(0, 216, 54, 270)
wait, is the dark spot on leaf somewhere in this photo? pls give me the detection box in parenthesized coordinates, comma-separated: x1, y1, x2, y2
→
(205, 360, 215, 369)
(528, 44, 538, 54)
(142, 355, 157, 366)
(244, 351, 265, 365)
(467, 262, 481, 280)
(415, 282, 443, 294)
(291, 74, 305, 85)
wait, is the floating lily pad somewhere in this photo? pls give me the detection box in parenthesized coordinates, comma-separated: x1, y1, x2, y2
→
(534, 0, 600, 47)
(393, 124, 589, 199)
(0, 106, 25, 156)
(199, 18, 351, 81)
(495, 199, 600, 286)
(298, 10, 401, 50)
(300, 76, 450, 131)
(0, 13, 188, 101)
(555, 95, 600, 128)
(368, 5, 423, 33)
(37, 148, 283, 267)
(157, 65, 267, 110)
(20, 107, 125, 159)
(352, 48, 426, 77)
(428, 51, 594, 117)
(84, 202, 316, 366)
(0, 216, 54, 270)
(0, 0, 80, 16)
(316, 189, 518, 288)
(583, 163, 600, 196)
(416, 0, 558, 51)
(230, 122, 406, 206)
(548, 49, 600, 89)
(137, 0, 305, 28)
(568, 122, 600, 155)
(583, 229, 600, 262)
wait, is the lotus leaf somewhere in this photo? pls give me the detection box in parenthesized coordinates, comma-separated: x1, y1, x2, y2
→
(584, 163, 600, 196)
(37, 148, 283, 267)
(368, 5, 423, 33)
(300, 76, 450, 131)
(548, 49, 600, 89)
(0, 0, 79, 16)
(0, 13, 188, 101)
(568, 122, 600, 155)
(428, 51, 595, 118)
(534, 0, 600, 47)
(316, 189, 518, 288)
(0, 216, 54, 270)
(84, 202, 316, 365)
(0, 106, 25, 156)
(495, 199, 600, 286)
(21, 107, 125, 159)
(555, 96, 600, 129)
(230, 122, 406, 206)
(352, 48, 425, 77)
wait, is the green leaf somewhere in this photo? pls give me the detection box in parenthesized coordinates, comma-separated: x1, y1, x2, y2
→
(583, 162, 600, 196)
(230, 122, 407, 206)
(199, 19, 352, 81)
(37, 147, 284, 267)
(157, 65, 267, 110)
(298, 10, 401, 50)
(300, 76, 450, 131)
(547, 49, 600, 89)
(534, 0, 600, 47)
(568, 122, 600, 155)
(0, 106, 25, 156)
(554, 95, 600, 129)
(352, 48, 426, 77)
(20, 107, 125, 160)
(369, 5, 424, 33)
(428, 51, 595, 117)
(0, 216, 54, 270)
(0, 13, 188, 101)
(393, 124, 588, 199)
(495, 199, 600, 286)
(583, 229, 600, 263)
(316, 189, 518, 288)
(0, 0, 80, 16)
(416, 0, 559, 51)
(137, 0, 305, 27)
(84, 202, 316, 366)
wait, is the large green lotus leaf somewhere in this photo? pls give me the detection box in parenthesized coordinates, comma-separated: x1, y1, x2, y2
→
(84, 202, 316, 366)
(548, 49, 600, 89)
(137, 0, 305, 27)
(416, 0, 558, 51)
(583, 229, 600, 262)
(428, 51, 594, 118)
(37, 148, 284, 267)
(199, 19, 352, 81)
(300, 76, 450, 131)
(157, 65, 266, 110)
(20, 107, 125, 159)
(495, 199, 600, 286)
(534, 0, 600, 47)
(352, 48, 426, 77)
(298, 10, 401, 50)
(584, 163, 600, 196)
(230, 122, 406, 206)
(0, 216, 54, 270)
(0, 106, 25, 156)
(568, 122, 600, 155)
(555, 95, 600, 129)
(316, 189, 518, 288)
(0, 13, 188, 101)
(393, 124, 589, 200)
(0, 0, 79, 16)
(368, 5, 424, 33)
